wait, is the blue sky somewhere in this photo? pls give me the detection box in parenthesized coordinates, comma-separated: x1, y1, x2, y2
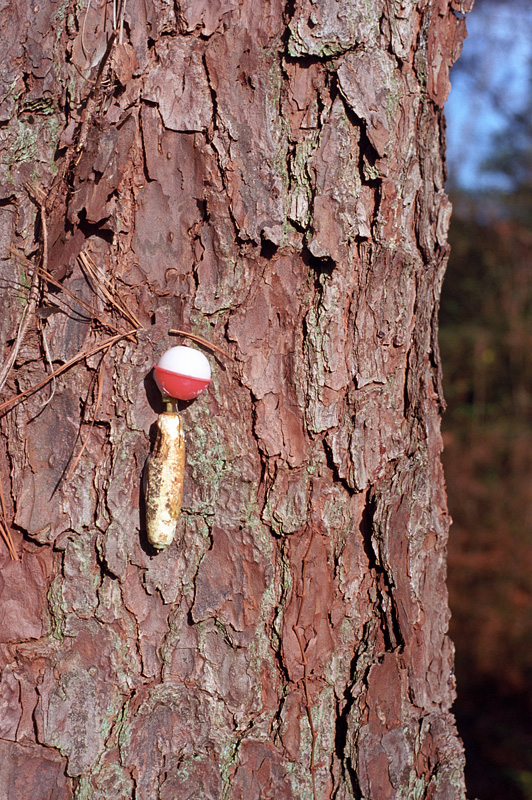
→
(446, 1, 532, 190)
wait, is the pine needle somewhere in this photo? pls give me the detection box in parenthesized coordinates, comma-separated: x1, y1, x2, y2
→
(66, 348, 109, 479)
(168, 329, 233, 360)
(10, 249, 125, 335)
(78, 251, 141, 329)
(0, 330, 137, 416)
(0, 265, 40, 395)
(0, 182, 45, 396)
(0, 476, 18, 560)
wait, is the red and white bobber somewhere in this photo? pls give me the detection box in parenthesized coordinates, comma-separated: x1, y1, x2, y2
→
(146, 346, 211, 550)
(154, 345, 211, 401)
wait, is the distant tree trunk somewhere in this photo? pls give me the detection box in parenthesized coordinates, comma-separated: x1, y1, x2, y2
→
(0, 1, 472, 798)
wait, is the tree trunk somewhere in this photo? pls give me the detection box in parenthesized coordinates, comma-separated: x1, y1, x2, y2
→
(0, 1, 471, 798)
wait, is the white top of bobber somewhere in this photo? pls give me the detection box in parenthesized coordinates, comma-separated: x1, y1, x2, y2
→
(157, 346, 211, 380)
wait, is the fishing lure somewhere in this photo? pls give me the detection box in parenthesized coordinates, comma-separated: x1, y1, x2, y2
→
(145, 346, 211, 550)
(145, 409, 185, 549)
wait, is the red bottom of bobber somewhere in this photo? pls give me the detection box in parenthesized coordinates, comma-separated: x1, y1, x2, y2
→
(154, 366, 211, 401)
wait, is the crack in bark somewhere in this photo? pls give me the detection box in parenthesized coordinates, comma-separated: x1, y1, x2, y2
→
(292, 526, 318, 800)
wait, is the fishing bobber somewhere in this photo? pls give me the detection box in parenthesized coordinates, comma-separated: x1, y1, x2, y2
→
(154, 345, 211, 401)
(146, 345, 211, 550)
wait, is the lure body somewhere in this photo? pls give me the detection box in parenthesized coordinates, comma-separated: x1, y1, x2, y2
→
(145, 411, 185, 549)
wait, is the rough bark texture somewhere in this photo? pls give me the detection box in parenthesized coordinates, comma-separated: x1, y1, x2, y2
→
(0, 1, 472, 797)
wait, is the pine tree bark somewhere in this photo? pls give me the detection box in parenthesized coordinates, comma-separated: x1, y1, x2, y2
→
(0, 1, 472, 797)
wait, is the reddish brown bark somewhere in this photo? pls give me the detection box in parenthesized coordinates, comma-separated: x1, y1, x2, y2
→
(0, 0, 472, 797)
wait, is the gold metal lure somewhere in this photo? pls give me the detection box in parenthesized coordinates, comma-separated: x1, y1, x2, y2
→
(145, 411, 185, 549)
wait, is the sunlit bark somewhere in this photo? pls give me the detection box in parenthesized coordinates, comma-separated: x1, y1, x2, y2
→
(0, 1, 471, 797)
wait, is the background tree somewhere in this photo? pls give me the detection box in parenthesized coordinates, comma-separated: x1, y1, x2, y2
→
(0, 1, 470, 797)
(442, 4, 532, 793)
